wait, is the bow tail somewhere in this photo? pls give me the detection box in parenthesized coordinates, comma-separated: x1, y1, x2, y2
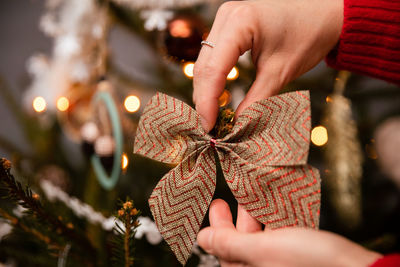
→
(217, 150, 321, 229)
(149, 147, 216, 264)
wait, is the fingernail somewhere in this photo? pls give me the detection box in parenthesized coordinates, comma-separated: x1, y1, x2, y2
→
(197, 228, 214, 253)
(199, 115, 210, 133)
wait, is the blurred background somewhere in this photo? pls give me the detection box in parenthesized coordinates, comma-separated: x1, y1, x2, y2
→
(0, 0, 399, 266)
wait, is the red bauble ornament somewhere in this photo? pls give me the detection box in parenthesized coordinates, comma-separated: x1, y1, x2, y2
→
(163, 14, 208, 62)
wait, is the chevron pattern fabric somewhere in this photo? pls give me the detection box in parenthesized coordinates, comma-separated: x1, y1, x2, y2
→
(134, 91, 321, 265)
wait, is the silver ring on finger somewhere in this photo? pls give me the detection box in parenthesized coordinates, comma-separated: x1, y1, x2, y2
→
(201, 40, 215, 48)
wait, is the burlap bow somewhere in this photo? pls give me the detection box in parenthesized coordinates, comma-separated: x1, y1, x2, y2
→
(134, 90, 321, 264)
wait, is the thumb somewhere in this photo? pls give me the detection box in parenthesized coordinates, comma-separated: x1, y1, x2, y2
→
(197, 227, 255, 263)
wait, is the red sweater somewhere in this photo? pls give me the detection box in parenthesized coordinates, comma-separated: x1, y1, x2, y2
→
(327, 0, 400, 265)
(326, 0, 400, 85)
(371, 254, 400, 267)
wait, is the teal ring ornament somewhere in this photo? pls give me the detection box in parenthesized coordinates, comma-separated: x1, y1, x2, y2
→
(91, 91, 123, 190)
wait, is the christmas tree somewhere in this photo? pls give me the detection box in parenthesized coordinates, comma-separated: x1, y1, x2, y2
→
(0, 0, 399, 266)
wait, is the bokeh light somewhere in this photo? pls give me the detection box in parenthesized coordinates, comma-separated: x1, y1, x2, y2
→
(218, 90, 232, 107)
(56, 96, 69, 112)
(121, 153, 129, 170)
(124, 95, 141, 113)
(311, 126, 328, 146)
(326, 96, 332, 103)
(183, 62, 194, 78)
(227, 66, 239, 80)
(33, 96, 47, 113)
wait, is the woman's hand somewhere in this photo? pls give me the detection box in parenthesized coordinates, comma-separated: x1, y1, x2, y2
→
(193, 0, 344, 133)
(197, 199, 382, 267)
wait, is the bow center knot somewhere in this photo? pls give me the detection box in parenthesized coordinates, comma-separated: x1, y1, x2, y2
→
(210, 138, 217, 148)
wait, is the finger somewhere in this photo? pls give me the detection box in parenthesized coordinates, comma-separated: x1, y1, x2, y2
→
(197, 227, 256, 263)
(221, 261, 247, 267)
(197, 227, 235, 267)
(207, 199, 241, 267)
(193, 2, 254, 132)
(235, 55, 287, 117)
(209, 199, 235, 229)
(192, 2, 233, 132)
(236, 204, 262, 233)
(192, 0, 235, 104)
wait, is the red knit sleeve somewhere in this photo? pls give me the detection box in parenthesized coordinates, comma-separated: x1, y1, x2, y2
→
(326, 0, 400, 85)
(370, 254, 400, 267)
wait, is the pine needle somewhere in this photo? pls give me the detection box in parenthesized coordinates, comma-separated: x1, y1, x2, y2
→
(0, 158, 97, 261)
(111, 197, 140, 267)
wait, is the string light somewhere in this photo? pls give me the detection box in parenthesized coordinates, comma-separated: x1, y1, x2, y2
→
(218, 90, 231, 107)
(121, 153, 129, 170)
(311, 126, 328, 146)
(56, 96, 69, 112)
(124, 95, 141, 113)
(33, 96, 47, 113)
(326, 96, 332, 103)
(227, 66, 239, 80)
(183, 62, 194, 78)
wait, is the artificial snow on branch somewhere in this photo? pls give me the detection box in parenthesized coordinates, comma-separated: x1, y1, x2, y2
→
(40, 179, 163, 245)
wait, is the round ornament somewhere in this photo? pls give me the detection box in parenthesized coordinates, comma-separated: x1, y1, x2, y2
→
(162, 14, 208, 62)
(90, 87, 123, 190)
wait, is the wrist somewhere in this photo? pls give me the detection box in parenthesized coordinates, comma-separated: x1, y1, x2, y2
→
(328, 0, 344, 49)
(341, 247, 382, 267)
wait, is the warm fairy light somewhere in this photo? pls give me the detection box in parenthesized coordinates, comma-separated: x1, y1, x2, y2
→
(33, 96, 47, 113)
(311, 126, 328, 146)
(326, 96, 332, 103)
(227, 66, 239, 80)
(121, 153, 129, 170)
(56, 96, 69, 112)
(218, 90, 231, 107)
(170, 19, 191, 38)
(183, 62, 194, 78)
(124, 95, 141, 113)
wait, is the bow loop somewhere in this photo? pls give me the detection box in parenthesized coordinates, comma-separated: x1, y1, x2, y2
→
(134, 92, 209, 164)
(223, 91, 311, 166)
(216, 147, 320, 229)
(148, 146, 216, 264)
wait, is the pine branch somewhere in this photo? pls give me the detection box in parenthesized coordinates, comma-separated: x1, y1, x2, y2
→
(0, 207, 95, 265)
(0, 158, 97, 262)
(111, 198, 140, 267)
(0, 207, 60, 249)
(124, 214, 132, 267)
